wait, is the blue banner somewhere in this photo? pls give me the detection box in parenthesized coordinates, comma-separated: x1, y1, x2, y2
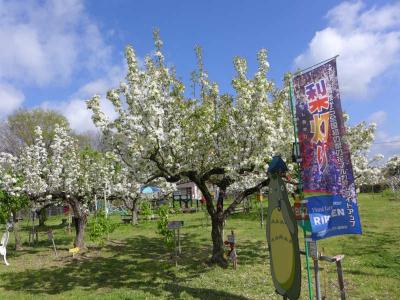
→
(293, 58, 362, 240)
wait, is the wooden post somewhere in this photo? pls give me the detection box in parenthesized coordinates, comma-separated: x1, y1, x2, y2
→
(260, 201, 264, 228)
(334, 255, 346, 300)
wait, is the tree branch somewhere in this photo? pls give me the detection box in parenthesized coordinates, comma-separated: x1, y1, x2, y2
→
(223, 177, 270, 219)
(201, 167, 225, 182)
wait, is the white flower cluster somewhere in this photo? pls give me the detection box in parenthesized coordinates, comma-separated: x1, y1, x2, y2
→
(87, 35, 293, 194)
(383, 155, 400, 191)
(345, 118, 382, 186)
(0, 152, 20, 197)
(1, 125, 117, 209)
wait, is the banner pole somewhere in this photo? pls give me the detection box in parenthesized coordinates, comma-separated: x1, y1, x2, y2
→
(289, 77, 313, 300)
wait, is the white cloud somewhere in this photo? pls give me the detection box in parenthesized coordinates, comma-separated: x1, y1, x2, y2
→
(0, 82, 25, 117)
(41, 96, 117, 133)
(0, 0, 111, 86)
(370, 130, 400, 161)
(74, 65, 125, 98)
(41, 65, 124, 133)
(368, 110, 387, 127)
(295, 1, 400, 98)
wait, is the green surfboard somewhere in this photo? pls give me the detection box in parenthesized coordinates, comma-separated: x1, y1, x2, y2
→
(266, 173, 301, 299)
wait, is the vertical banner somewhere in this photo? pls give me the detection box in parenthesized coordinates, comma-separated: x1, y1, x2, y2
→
(292, 58, 362, 240)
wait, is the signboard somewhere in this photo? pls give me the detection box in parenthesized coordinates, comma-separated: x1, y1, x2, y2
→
(256, 192, 263, 202)
(293, 197, 309, 221)
(293, 58, 362, 240)
(167, 221, 184, 230)
(306, 239, 318, 260)
(227, 234, 235, 244)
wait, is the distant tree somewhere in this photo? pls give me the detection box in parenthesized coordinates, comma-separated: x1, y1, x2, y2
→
(383, 155, 400, 177)
(344, 116, 382, 187)
(6, 109, 69, 151)
(1, 108, 104, 226)
(0, 109, 69, 226)
(0, 153, 29, 250)
(18, 126, 115, 248)
(383, 155, 400, 193)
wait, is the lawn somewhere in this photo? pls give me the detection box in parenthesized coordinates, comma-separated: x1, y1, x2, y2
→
(0, 193, 399, 299)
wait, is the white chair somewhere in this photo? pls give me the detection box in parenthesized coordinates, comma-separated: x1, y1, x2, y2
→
(0, 223, 11, 266)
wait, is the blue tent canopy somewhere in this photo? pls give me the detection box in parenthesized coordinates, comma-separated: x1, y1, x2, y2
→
(141, 186, 161, 193)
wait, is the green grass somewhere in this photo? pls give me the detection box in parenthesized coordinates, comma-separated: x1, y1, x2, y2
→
(0, 193, 399, 299)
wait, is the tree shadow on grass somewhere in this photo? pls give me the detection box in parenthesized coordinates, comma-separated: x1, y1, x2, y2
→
(0, 222, 276, 298)
(0, 233, 256, 299)
(163, 283, 249, 300)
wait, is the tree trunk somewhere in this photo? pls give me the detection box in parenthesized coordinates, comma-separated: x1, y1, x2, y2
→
(193, 178, 228, 267)
(123, 197, 139, 225)
(73, 216, 86, 248)
(210, 214, 227, 267)
(12, 210, 22, 251)
(131, 203, 138, 225)
(69, 199, 87, 249)
(38, 207, 47, 227)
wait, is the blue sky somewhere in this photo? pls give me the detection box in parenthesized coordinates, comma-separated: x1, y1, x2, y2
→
(0, 0, 399, 158)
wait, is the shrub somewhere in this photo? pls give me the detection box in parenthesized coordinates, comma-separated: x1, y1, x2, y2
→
(140, 201, 153, 220)
(156, 205, 174, 248)
(87, 210, 119, 246)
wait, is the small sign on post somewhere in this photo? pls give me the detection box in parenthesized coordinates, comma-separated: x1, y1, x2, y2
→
(168, 221, 184, 266)
(306, 239, 318, 260)
(227, 234, 235, 244)
(167, 221, 184, 230)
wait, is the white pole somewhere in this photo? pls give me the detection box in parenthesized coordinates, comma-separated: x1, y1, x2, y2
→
(104, 182, 108, 218)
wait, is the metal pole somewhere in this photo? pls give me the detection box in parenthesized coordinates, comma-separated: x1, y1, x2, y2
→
(289, 78, 313, 300)
(177, 228, 181, 255)
(104, 183, 108, 218)
(52, 239, 58, 256)
(174, 230, 178, 267)
(313, 245, 322, 300)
